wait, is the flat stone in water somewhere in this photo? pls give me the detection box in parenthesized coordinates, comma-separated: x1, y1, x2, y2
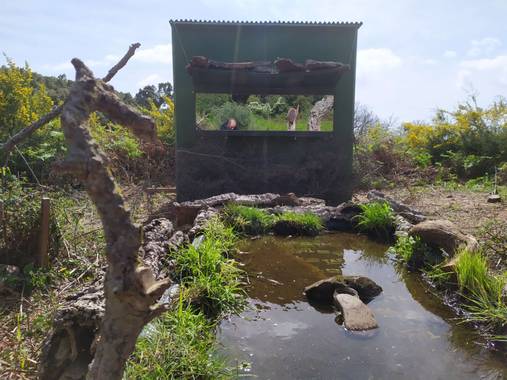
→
(333, 292, 378, 331)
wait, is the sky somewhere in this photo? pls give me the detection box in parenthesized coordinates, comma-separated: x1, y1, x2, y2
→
(1, 0, 507, 123)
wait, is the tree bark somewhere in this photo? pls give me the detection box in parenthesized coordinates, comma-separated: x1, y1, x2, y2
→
(307, 96, 333, 132)
(54, 58, 168, 380)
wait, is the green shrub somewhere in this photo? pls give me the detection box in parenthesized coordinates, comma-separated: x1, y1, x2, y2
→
(222, 204, 274, 235)
(273, 211, 323, 236)
(212, 102, 253, 129)
(355, 201, 395, 240)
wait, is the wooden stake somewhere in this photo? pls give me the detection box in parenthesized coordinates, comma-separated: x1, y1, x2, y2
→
(37, 197, 50, 268)
(0, 200, 6, 243)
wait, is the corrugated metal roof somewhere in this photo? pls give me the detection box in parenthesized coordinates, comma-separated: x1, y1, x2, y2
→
(170, 19, 362, 27)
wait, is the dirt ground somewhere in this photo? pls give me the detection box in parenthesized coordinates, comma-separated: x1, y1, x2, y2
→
(355, 185, 507, 236)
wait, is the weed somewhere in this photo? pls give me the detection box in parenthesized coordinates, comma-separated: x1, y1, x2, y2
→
(272, 211, 323, 237)
(355, 202, 395, 240)
(222, 204, 274, 235)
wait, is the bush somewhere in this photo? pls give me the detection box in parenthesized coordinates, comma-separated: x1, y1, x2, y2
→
(355, 202, 395, 240)
(222, 204, 274, 235)
(212, 102, 253, 129)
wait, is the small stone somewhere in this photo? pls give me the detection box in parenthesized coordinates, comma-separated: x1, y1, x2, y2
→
(304, 275, 382, 304)
(333, 292, 378, 331)
(487, 194, 502, 203)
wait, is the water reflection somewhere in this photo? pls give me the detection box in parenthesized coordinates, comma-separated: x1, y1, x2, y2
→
(219, 233, 507, 380)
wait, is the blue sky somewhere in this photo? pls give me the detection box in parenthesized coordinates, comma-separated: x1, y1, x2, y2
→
(2, 0, 507, 122)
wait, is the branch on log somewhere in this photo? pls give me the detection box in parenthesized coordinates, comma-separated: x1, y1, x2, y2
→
(0, 43, 142, 159)
(102, 42, 140, 82)
(308, 96, 334, 132)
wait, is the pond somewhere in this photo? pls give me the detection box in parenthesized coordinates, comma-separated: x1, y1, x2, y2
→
(218, 232, 507, 380)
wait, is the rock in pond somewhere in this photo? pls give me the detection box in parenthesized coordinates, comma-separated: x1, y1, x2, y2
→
(333, 292, 378, 331)
(409, 219, 478, 256)
(304, 275, 382, 303)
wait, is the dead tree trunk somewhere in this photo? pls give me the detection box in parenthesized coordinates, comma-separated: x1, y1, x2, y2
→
(55, 57, 170, 380)
(307, 96, 334, 131)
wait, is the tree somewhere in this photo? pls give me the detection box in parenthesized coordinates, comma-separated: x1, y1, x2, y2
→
(134, 82, 172, 108)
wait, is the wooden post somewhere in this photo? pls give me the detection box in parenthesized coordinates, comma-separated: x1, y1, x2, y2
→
(0, 200, 6, 243)
(37, 197, 50, 268)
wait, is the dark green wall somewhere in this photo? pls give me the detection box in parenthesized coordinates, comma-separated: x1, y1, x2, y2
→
(170, 21, 360, 204)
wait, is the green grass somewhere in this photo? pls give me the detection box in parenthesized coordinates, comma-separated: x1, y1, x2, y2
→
(222, 204, 275, 235)
(355, 202, 395, 240)
(272, 211, 323, 236)
(176, 217, 245, 318)
(126, 295, 230, 380)
(223, 204, 323, 236)
(248, 115, 333, 132)
(199, 113, 333, 132)
(452, 249, 507, 335)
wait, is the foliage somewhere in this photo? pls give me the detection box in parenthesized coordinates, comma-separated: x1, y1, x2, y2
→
(222, 204, 275, 235)
(141, 96, 175, 146)
(402, 96, 507, 179)
(1, 57, 66, 181)
(0, 175, 44, 259)
(391, 235, 420, 263)
(211, 101, 253, 129)
(273, 211, 323, 236)
(126, 296, 229, 380)
(355, 201, 395, 240)
(175, 217, 244, 318)
(134, 82, 172, 108)
(88, 112, 142, 159)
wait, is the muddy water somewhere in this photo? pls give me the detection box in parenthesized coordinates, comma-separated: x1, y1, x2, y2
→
(218, 233, 507, 380)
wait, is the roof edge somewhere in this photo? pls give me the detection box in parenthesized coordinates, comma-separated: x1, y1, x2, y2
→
(169, 19, 362, 28)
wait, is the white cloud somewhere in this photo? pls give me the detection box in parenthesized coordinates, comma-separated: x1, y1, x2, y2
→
(422, 58, 438, 65)
(357, 48, 402, 77)
(458, 54, 507, 88)
(138, 73, 162, 87)
(134, 44, 172, 64)
(443, 50, 457, 58)
(467, 37, 501, 57)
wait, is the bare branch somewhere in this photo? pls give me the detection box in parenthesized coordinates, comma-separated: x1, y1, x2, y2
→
(102, 42, 141, 83)
(1, 105, 63, 158)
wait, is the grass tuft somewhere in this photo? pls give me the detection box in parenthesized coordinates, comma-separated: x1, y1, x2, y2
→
(355, 201, 395, 240)
(175, 216, 244, 318)
(453, 249, 507, 335)
(126, 294, 230, 380)
(222, 204, 274, 235)
(272, 211, 323, 236)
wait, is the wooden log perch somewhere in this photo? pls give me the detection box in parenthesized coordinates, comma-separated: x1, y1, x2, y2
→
(0, 43, 142, 159)
(308, 96, 334, 132)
